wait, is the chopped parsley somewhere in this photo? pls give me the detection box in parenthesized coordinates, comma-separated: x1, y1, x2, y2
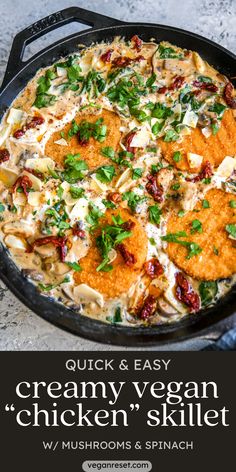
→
(44, 201, 70, 236)
(69, 187, 85, 199)
(173, 151, 182, 163)
(199, 281, 218, 306)
(225, 224, 236, 239)
(164, 129, 179, 142)
(171, 183, 181, 191)
(211, 122, 219, 136)
(158, 44, 183, 59)
(202, 199, 210, 208)
(209, 103, 227, 115)
(66, 262, 82, 272)
(178, 210, 185, 217)
(102, 199, 116, 209)
(191, 219, 203, 234)
(161, 231, 202, 259)
(62, 153, 88, 183)
(106, 306, 122, 324)
(38, 276, 70, 292)
(96, 165, 116, 183)
(132, 168, 143, 180)
(33, 69, 57, 108)
(149, 237, 156, 246)
(86, 203, 104, 230)
(148, 204, 162, 225)
(68, 117, 107, 143)
(229, 200, 236, 208)
(122, 191, 146, 213)
(96, 215, 133, 271)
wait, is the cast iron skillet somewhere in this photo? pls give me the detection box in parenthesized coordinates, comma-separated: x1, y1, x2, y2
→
(0, 6, 236, 346)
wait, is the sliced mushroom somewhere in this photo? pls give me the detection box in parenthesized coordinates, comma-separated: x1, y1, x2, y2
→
(51, 262, 71, 275)
(34, 243, 57, 258)
(164, 58, 195, 76)
(156, 168, 174, 193)
(22, 269, 44, 281)
(157, 297, 178, 317)
(179, 182, 199, 211)
(4, 234, 27, 250)
(3, 220, 34, 237)
(193, 51, 205, 73)
(73, 284, 104, 307)
(164, 286, 187, 314)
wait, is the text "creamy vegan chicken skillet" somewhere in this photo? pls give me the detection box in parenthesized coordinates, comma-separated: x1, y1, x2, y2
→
(0, 36, 236, 326)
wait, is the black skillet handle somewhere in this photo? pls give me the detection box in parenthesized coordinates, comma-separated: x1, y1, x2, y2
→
(1, 6, 122, 90)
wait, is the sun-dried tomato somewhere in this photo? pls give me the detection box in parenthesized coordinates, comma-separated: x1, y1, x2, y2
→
(117, 243, 136, 266)
(32, 236, 67, 262)
(112, 56, 133, 68)
(107, 192, 122, 204)
(146, 174, 163, 202)
(135, 55, 145, 62)
(27, 115, 45, 129)
(224, 82, 236, 109)
(73, 222, 86, 239)
(186, 161, 213, 183)
(131, 35, 142, 52)
(158, 86, 168, 94)
(144, 258, 164, 279)
(13, 129, 25, 139)
(175, 272, 200, 312)
(126, 131, 136, 153)
(169, 75, 185, 91)
(0, 148, 10, 164)
(193, 80, 218, 93)
(24, 167, 44, 180)
(121, 219, 135, 231)
(100, 49, 113, 63)
(112, 55, 145, 68)
(12, 175, 32, 196)
(13, 115, 44, 139)
(138, 295, 157, 320)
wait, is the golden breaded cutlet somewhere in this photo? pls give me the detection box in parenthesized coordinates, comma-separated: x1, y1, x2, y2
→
(158, 110, 236, 172)
(74, 208, 148, 299)
(166, 189, 236, 280)
(45, 110, 121, 170)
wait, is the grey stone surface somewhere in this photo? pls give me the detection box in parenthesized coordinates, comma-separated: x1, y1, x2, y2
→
(0, 0, 235, 351)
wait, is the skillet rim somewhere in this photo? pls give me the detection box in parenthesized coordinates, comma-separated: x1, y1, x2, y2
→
(0, 18, 236, 346)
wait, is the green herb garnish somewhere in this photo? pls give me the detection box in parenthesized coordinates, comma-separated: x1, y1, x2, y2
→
(199, 281, 218, 306)
(191, 219, 203, 234)
(148, 204, 162, 225)
(225, 224, 236, 239)
(122, 191, 146, 213)
(66, 262, 82, 272)
(96, 165, 116, 183)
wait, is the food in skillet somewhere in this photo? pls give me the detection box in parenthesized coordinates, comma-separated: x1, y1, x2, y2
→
(0, 36, 236, 326)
